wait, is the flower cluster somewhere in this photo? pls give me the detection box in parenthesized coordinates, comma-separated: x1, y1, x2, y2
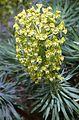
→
(14, 4, 67, 83)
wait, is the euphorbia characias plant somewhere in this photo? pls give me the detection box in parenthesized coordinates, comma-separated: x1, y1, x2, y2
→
(14, 4, 67, 83)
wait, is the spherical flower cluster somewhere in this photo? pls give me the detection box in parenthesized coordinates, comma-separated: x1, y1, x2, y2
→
(14, 4, 67, 83)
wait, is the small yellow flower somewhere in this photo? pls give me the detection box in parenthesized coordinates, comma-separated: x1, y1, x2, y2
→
(58, 21, 65, 30)
(41, 66, 46, 71)
(59, 37, 65, 44)
(45, 40, 52, 48)
(17, 9, 26, 18)
(49, 23, 55, 28)
(36, 4, 43, 9)
(49, 78, 54, 81)
(45, 70, 49, 74)
(55, 10, 61, 18)
(42, 8, 48, 13)
(34, 66, 38, 71)
(61, 56, 64, 61)
(63, 28, 67, 34)
(31, 59, 35, 63)
(34, 53, 38, 56)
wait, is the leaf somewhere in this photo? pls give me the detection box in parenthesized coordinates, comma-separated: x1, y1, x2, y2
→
(54, 104, 60, 120)
(62, 87, 79, 99)
(57, 93, 70, 120)
(8, 104, 20, 120)
(40, 97, 50, 112)
(44, 106, 50, 120)
(52, 107, 55, 120)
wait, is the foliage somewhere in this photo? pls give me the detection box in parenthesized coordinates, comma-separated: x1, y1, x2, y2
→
(14, 4, 67, 83)
(62, 29, 79, 64)
(61, 28, 79, 82)
(0, 71, 20, 120)
(31, 81, 79, 120)
(0, 36, 28, 79)
(61, 0, 79, 29)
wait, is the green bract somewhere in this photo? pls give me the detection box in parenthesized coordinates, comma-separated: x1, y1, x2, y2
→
(14, 4, 67, 83)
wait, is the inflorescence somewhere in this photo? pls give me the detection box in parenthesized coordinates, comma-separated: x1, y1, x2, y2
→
(14, 4, 67, 83)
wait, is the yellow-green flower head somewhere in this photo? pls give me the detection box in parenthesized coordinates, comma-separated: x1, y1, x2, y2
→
(14, 4, 67, 83)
